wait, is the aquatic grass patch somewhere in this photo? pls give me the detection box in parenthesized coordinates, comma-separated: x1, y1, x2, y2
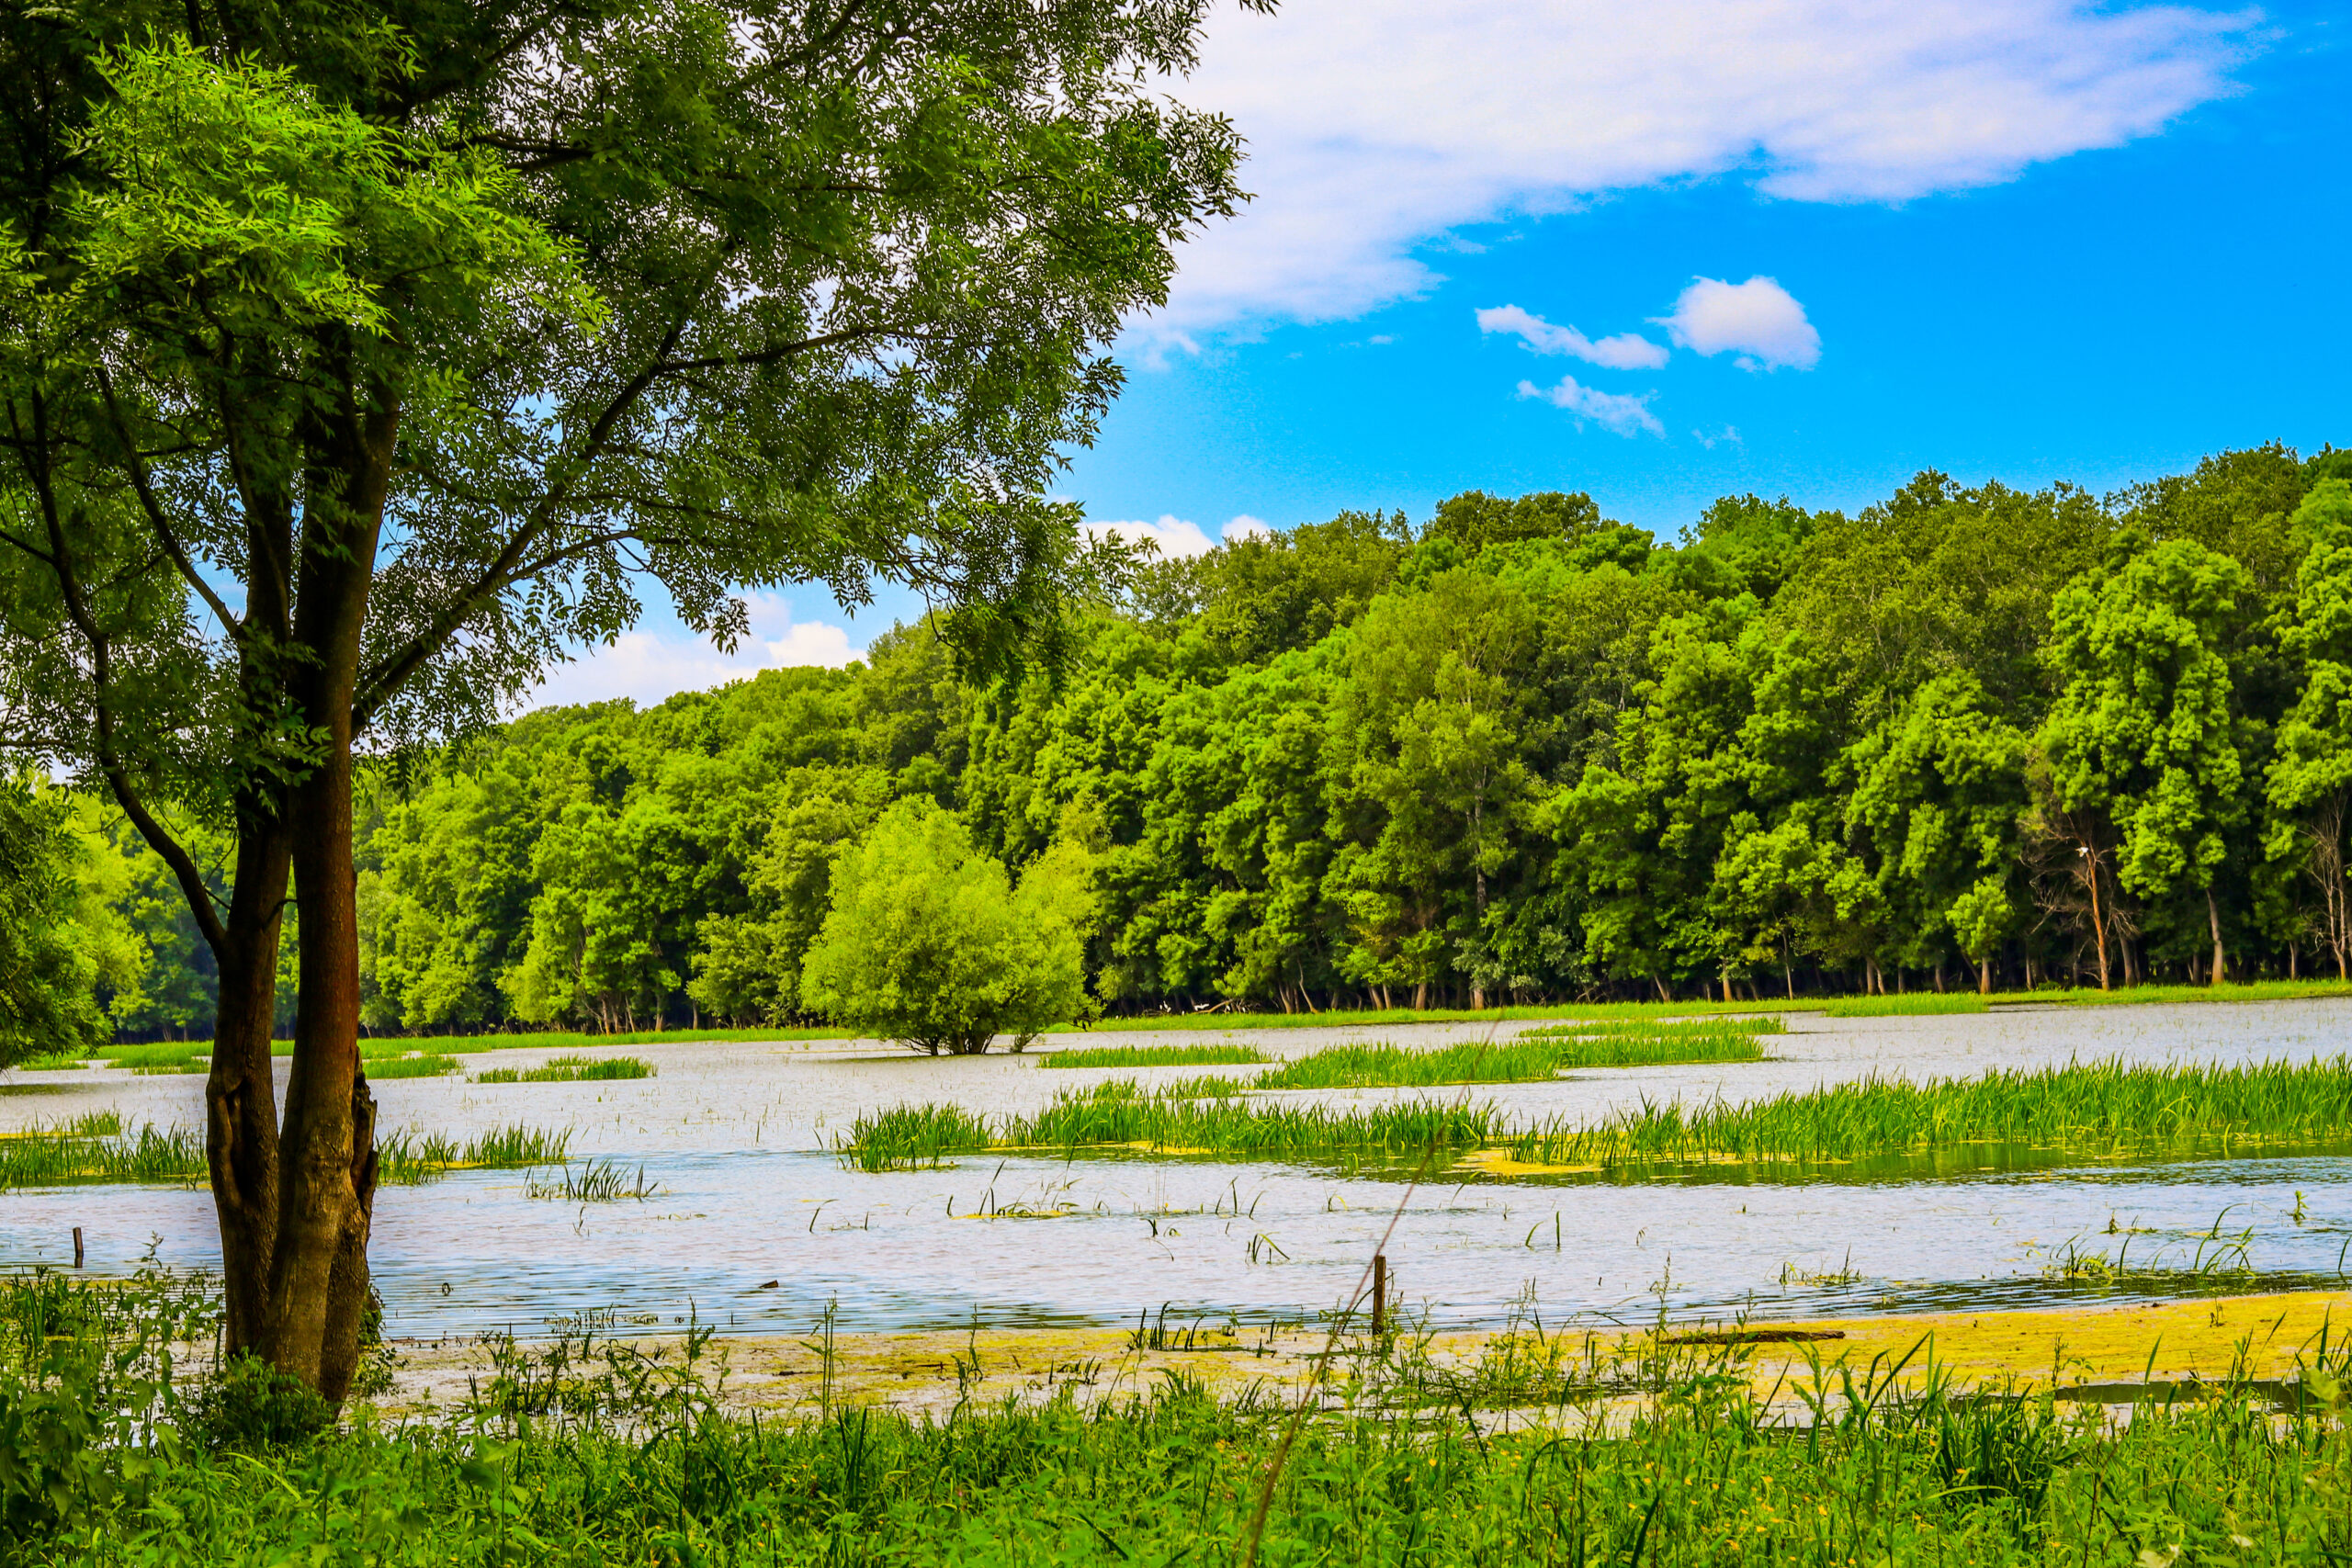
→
(1254, 1028, 1769, 1090)
(1823, 994, 1990, 1017)
(0, 1124, 205, 1187)
(1517, 1016, 1785, 1038)
(17, 1050, 92, 1071)
(525, 1157, 658, 1202)
(840, 1102, 994, 1170)
(95, 1043, 208, 1071)
(1509, 1055, 2352, 1170)
(376, 1123, 571, 1182)
(361, 1054, 458, 1079)
(1255, 1039, 1576, 1089)
(1525, 1032, 1767, 1068)
(1040, 1042, 1271, 1069)
(474, 1055, 654, 1084)
(842, 1079, 1502, 1170)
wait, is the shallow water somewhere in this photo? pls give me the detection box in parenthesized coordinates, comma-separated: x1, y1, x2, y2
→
(2, 998, 2347, 1339)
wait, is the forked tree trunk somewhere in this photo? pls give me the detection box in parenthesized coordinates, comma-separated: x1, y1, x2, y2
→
(224, 398, 392, 1404)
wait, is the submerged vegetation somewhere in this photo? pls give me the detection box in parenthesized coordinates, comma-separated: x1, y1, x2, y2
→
(842, 1055, 2352, 1175)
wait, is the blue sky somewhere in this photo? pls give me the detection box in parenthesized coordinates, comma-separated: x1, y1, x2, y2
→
(544, 0, 2351, 707)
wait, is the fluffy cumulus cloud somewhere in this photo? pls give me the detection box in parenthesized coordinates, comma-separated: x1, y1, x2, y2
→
(1476, 305, 1668, 369)
(530, 593, 862, 711)
(1657, 276, 1823, 370)
(1083, 514, 1273, 558)
(1149, 0, 2253, 333)
(1515, 376, 1665, 437)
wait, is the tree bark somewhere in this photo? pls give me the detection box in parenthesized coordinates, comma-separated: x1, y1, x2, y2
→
(206, 805, 291, 1358)
(250, 393, 395, 1403)
(2206, 886, 2227, 987)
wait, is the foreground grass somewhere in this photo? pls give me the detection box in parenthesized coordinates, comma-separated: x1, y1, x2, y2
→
(13, 1274, 2352, 1566)
(845, 1055, 2352, 1173)
(0, 1121, 570, 1189)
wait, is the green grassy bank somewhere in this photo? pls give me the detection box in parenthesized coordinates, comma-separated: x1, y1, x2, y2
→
(6, 1270, 2352, 1566)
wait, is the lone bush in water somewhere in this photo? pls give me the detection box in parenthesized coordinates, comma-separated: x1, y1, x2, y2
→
(802, 802, 1095, 1054)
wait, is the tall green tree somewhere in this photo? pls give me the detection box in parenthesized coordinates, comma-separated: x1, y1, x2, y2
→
(2267, 479, 2352, 976)
(0, 0, 1246, 1398)
(2040, 540, 2251, 987)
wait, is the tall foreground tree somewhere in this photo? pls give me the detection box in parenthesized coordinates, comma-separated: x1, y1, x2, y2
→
(0, 0, 1247, 1398)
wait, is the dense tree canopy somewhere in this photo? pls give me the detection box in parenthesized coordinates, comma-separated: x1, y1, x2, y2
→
(26, 446, 2352, 1042)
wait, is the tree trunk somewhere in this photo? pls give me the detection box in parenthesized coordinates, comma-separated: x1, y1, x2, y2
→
(245, 396, 394, 1404)
(1979, 957, 1991, 995)
(2085, 856, 2110, 991)
(207, 806, 291, 1359)
(2206, 886, 2226, 986)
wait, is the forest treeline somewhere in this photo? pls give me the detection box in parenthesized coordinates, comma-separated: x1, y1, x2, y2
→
(27, 442, 2352, 1039)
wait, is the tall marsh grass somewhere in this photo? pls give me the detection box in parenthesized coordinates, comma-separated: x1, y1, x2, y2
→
(1041, 1042, 1271, 1069)
(842, 1080, 1501, 1170)
(1821, 995, 1989, 1017)
(0, 1119, 567, 1189)
(845, 1056, 2352, 1176)
(475, 1055, 654, 1084)
(1510, 1055, 2352, 1168)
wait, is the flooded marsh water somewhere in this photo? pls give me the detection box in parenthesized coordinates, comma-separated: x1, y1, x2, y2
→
(2, 998, 2347, 1342)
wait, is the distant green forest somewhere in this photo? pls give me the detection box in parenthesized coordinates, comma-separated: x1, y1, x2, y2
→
(26, 444, 2352, 1038)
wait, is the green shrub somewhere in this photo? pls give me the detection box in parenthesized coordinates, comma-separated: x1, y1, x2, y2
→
(184, 1356, 334, 1451)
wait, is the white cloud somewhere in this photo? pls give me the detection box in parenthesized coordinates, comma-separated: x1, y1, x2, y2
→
(1515, 376, 1666, 437)
(1657, 276, 1822, 369)
(1476, 304, 1669, 369)
(1148, 0, 2254, 333)
(1084, 514, 1273, 558)
(1694, 425, 1745, 449)
(530, 593, 862, 710)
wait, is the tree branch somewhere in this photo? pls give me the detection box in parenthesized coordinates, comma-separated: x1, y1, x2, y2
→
(93, 364, 247, 645)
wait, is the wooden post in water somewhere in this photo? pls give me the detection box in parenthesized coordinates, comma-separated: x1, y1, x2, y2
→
(72, 1227, 83, 1269)
(1371, 1253, 1386, 1335)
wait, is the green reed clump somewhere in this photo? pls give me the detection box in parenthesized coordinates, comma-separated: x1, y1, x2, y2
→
(1510, 1055, 2352, 1169)
(1822, 994, 1990, 1017)
(1252, 1025, 1771, 1091)
(518, 1055, 654, 1082)
(363, 1054, 458, 1079)
(1519, 1015, 1787, 1038)
(842, 1102, 994, 1170)
(16, 1050, 91, 1071)
(842, 1079, 1501, 1168)
(1256, 1038, 1575, 1089)
(525, 1157, 658, 1202)
(1041, 1042, 1272, 1069)
(377, 1124, 571, 1183)
(95, 1043, 208, 1071)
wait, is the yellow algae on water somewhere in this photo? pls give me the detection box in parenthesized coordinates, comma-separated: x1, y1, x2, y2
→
(1454, 1147, 1600, 1178)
